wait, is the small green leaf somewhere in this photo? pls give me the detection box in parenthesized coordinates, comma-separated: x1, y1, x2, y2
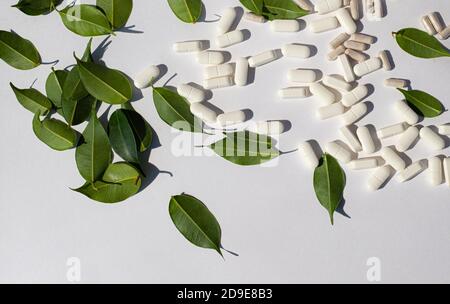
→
(394, 28, 450, 59)
(96, 0, 133, 29)
(313, 153, 346, 225)
(169, 193, 222, 255)
(59, 4, 113, 37)
(10, 83, 52, 115)
(398, 89, 444, 118)
(12, 0, 62, 16)
(81, 38, 94, 63)
(121, 104, 153, 152)
(262, 0, 308, 20)
(108, 109, 140, 166)
(0, 30, 41, 70)
(62, 66, 89, 102)
(240, 0, 264, 15)
(45, 69, 68, 108)
(62, 95, 96, 126)
(73, 162, 141, 203)
(167, 0, 202, 24)
(32, 112, 78, 151)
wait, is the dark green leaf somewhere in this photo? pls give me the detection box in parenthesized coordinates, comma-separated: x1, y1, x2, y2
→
(263, 0, 308, 20)
(398, 89, 444, 118)
(62, 95, 96, 126)
(167, 0, 202, 24)
(394, 28, 450, 59)
(96, 0, 133, 29)
(59, 5, 113, 37)
(12, 0, 62, 16)
(10, 83, 52, 115)
(108, 109, 140, 166)
(62, 66, 89, 102)
(45, 69, 68, 108)
(32, 112, 78, 151)
(81, 38, 94, 63)
(0, 30, 41, 70)
(240, 0, 264, 15)
(121, 104, 153, 152)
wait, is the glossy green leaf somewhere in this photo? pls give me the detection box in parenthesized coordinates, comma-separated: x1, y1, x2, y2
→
(76, 57, 133, 105)
(62, 66, 89, 102)
(108, 109, 140, 166)
(209, 131, 280, 166)
(169, 193, 222, 255)
(73, 162, 141, 203)
(313, 153, 346, 225)
(75, 112, 112, 183)
(12, 0, 62, 16)
(32, 113, 78, 151)
(10, 83, 52, 115)
(81, 38, 94, 63)
(398, 89, 444, 118)
(122, 104, 153, 152)
(167, 0, 202, 23)
(394, 28, 450, 59)
(240, 0, 264, 15)
(0, 30, 41, 70)
(96, 0, 133, 29)
(45, 69, 68, 108)
(263, 0, 308, 20)
(62, 95, 96, 126)
(59, 5, 113, 37)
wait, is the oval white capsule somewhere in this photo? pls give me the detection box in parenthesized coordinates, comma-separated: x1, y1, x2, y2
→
(429, 156, 444, 186)
(394, 100, 419, 125)
(384, 78, 409, 89)
(248, 50, 280, 68)
(216, 30, 245, 48)
(336, 8, 357, 34)
(315, 0, 342, 15)
(323, 75, 352, 91)
(354, 57, 382, 76)
(244, 12, 266, 23)
(288, 69, 318, 83)
(341, 102, 368, 125)
(248, 121, 285, 135)
(204, 63, 234, 79)
(271, 20, 301, 32)
(217, 110, 246, 126)
(203, 76, 234, 90)
(190, 103, 217, 124)
(134, 65, 160, 89)
(397, 160, 427, 183)
(327, 45, 346, 61)
(421, 15, 437, 35)
(420, 126, 446, 151)
(177, 83, 206, 103)
(309, 17, 340, 33)
(298, 141, 320, 169)
(281, 44, 312, 58)
(325, 141, 354, 164)
(173, 40, 208, 53)
(367, 165, 394, 191)
(349, 157, 380, 170)
(217, 7, 237, 34)
(396, 126, 419, 152)
(329, 33, 350, 49)
(310, 82, 336, 105)
(317, 102, 346, 120)
(339, 125, 362, 152)
(279, 87, 311, 99)
(341, 85, 368, 107)
(377, 122, 408, 139)
(379, 50, 393, 71)
(350, 33, 376, 44)
(345, 49, 369, 63)
(235, 57, 249, 86)
(438, 123, 450, 135)
(344, 40, 369, 51)
(357, 126, 376, 153)
(338, 54, 356, 82)
(381, 147, 406, 171)
(196, 51, 226, 65)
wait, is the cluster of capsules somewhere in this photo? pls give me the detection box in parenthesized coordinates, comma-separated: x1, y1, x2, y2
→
(421, 11, 450, 40)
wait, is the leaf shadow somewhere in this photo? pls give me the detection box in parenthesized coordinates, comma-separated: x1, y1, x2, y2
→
(198, 3, 220, 23)
(115, 25, 144, 34)
(92, 36, 112, 63)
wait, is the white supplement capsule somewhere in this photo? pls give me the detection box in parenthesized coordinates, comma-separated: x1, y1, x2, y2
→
(244, 12, 266, 23)
(234, 57, 249, 86)
(309, 17, 340, 33)
(345, 49, 368, 63)
(288, 69, 319, 83)
(397, 161, 427, 183)
(394, 100, 419, 125)
(279, 87, 311, 99)
(336, 8, 357, 34)
(429, 12, 445, 33)
(315, 0, 343, 15)
(350, 0, 360, 20)
(420, 126, 446, 151)
(248, 121, 285, 135)
(177, 83, 206, 103)
(349, 157, 380, 170)
(325, 141, 353, 164)
(354, 57, 382, 77)
(339, 125, 362, 152)
(248, 50, 279, 68)
(373, 0, 384, 19)
(429, 156, 444, 186)
(271, 20, 301, 32)
(323, 75, 352, 91)
(444, 158, 450, 187)
(298, 141, 320, 169)
(384, 78, 409, 88)
(317, 102, 346, 119)
(356, 126, 376, 153)
(330, 33, 350, 49)
(217, 110, 246, 126)
(190, 103, 217, 124)
(294, 0, 314, 11)
(421, 15, 437, 35)
(133, 65, 160, 89)
(348, 84, 376, 105)
(204, 63, 234, 79)
(282, 44, 312, 58)
(173, 40, 207, 53)
(338, 54, 355, 82)
(218, 7, 237, 34)
(381, 147, 406, 171)
(377, 122, 408, 139)
(327, 45, 346, 61)
(341, 102, 368, 125)
(396, 126, 419, 152)
(438, 123, 450, 135)
(439, 26, 450, 40)
(350, 33, 376, 44)
(379, 51, 393, 71)
(367, 165, 393, 191)
(203, 76, 234, 90)
(309, 82, 336, 105)
(216, 30, 245, 48)
(344, 40, 369, 51)
(197, 51, 226, 65)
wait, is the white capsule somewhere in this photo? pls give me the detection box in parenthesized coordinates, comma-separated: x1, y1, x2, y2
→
(173, 40, 208, 53)
(397, 160, 427, 183)
(429, 12, 445, 33)
(429, 156, 444, 186)
(327, 45, 346, 61)
(439, 26, 450, 40)
(217, 110, 246, 126)
(438, 124, 450, 135)
(354, 57, 382, 77)
(244, 12, 266, 23)
(338, 54, 355, 82)
(279, 87, 311, 99)
(377, 122, 408, 139)
(379, 51, 393, 71)
(177, 83, 206, 103)
(350, 33, 376, 44)
(204, 63, 234, 79)
(345, 49, 369, 63)
(248, 50, 280, 68)
(325, 141, 354, 164)
(344, 40, 369, 51)
(197, 51, 226, 65)
(444, 158, 450, 187)
(339, 125, 362, 152)
(298, 141, 320, 169)
(323, 75, 352, 91)
(349, 157, 380, 170)
(294, 0, 315, 11)
(315, 0, 343, 15)
(216, 30, 245, 48)
(336, 8, 357, 34)
(281, 44, 312, 58)
(373, 0, 384, 19)
(218, 7, 237, 34)
(396, 126, 419, 152)
(309, 17, 340, 33)
(356, 126, 376, 153)
(203, 76, 234, 90)
(190, 103, 217, 124)
(368, 165, 394, 191)
(317, 102, 346, 120)
(288, 69, 319, 83)
(394, 100, 419, 125)
(384, 78, 409, 89)
(235, 57, 249, 86)
(248, 121, 285, 135)
(341, 102, 368, 125)
(350, 0, 360, 20)
(381, 147, 406, 171)
(341, 85, 368, 107)
(271, 20, 301, 32)
(133, 65, 160, 89)
(330, 33, 350, 49)
(310, 82, 336, 105)
(420, 126, 446, 151)
(421, 15, 437, 35)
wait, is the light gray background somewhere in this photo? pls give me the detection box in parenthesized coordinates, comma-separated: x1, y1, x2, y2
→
(0, 0, 449, 283)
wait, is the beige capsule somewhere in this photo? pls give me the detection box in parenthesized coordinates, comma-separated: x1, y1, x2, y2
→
(379, 50, 394, 71)
(384, 78, 409, 88)
(329, 33, 350, 49)
(439, 26, 450, 40)
(328, 45, 346, 61)
(345, 49, 368, 63)
(350, 33, 376, 44)
(421, 15, 437, 35)
(429, 12, 445, 33)
(344, 40, 369, 51)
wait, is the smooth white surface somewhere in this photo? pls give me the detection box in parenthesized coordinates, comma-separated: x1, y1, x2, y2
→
(0, 0, 450, 284)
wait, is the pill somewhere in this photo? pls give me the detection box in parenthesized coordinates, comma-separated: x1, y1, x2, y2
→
(381, 147, 406, 171)
(345, 49, 369, 63)
(366, 0, 375, 15)
(177, 83, 206, 103)
(357, 126, 376, 153)
(341, 102, 368, 125)
(298, 141, 320, 169)
(396, 126, 419, 152)
(438, 123, 450, 135)
(248, 121, 285, 135)
(248, 50, 280, 68)
(421, 15, 437, 35)
(420, 126, 446, 151)
(282, 44, 312, 58)
(288, 69, 319, 83)
(325, 141, 354, 164)
(330, 33, 350, 49)
(429, 12, 445, 33)
(377, 122, 408, 139)
(350, 33, 376, 44)
(234, 57, 249, 86)
(354, 57, 382, 77)
(327, 45, 346, 61)
(349, 157, 380, 170)
(133, 65, 160, 89)
(216, 30, 245, 48)
(439, 26, 450, 40)
(444, 158, 450, 186)
(271, 19, 301, 32)
(336, 8, 357, 34)
(309, 82, 336, 105)
(309, 17, 340, 33)
(173, 40, 208, 53)
(384, 78, 409, 88)
(343, 0, 350, 5)
(279, 87, 311, 99)
(394, 100, 419, 125)
(218, 7, 237, 34)
(373, 0, 383, 19)
(344, 40, 369, 51)
(317, 102, 346, 119)
(397, 160, 427, 183)
(217, 110, 246, 126)
(350, 0, 360, 20)
(339, 125, 362, 152)
(196, 51, 226, 65)
(341, 85, 368, 107)
(338, 54, 356, 82)
(204, 63, 234, 79)
(244, 12, 266, 23)
(203, 76, 234, 90)
(294, 0, 315, 11)
(367, 165, 393, 191)
(315, 0, 343, 15)
(323, 75, 352, 91)
(190, 103, 217, 124)
(379, 51, 393, 71)
(429, 156, 444, 186)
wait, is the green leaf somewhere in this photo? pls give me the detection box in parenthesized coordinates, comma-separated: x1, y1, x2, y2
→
(32, 113, 78, 151)
(73, 162, 141, 203)
(96, 0, 133, 29)
(62, 66, 89, 102)
(313, 153, 346, 225)
(45, 69, 68, 108)
(121, 104, 153, 152)
(240, 0, 264, 15)
(59, 4, 113, 37)
(209, 131, 280, 166)
(398, 89, 444, 118)
(75, 112, 112, 183)
(0, 30, 41, 70)
(262, 0, 308, 20)
(169, 193, 222, 255)
(62, 95, 96, 126)
(394, 28, 450, 59)
(81, 38, 94, 63)
(76, 57, 133, 105)
(10, 83, 52, 115)
(167, 0, 202, 24)
(108, 109, 140, 166)
(12, 0, 62, 16)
